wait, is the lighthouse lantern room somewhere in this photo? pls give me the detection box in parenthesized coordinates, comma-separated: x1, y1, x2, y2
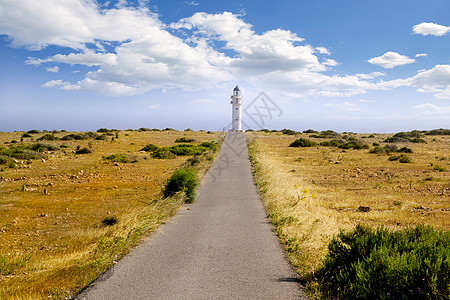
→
(230, 85, 243, 132)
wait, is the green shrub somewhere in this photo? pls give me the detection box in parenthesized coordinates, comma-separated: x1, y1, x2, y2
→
(389, 154, 412, 163)
(175, 137, 196, 143)
(164, 168, 198, 203)
(151, 148, 176, 159)
(61, 132, 98, 140)
(21, 133, 32, 138)
(75, 147, 92, 154)
(199, 141, 219, 151)
(103, 154, 129, 163)
(311, 130, 341, 139)
(426, 129, 450, 135)
(315, 224, 449, 300)
(434, 165, 447, 172)
(289, 138, 317, 147)
(320, 138, 369, 150)
(27, 130, 40, 134)
(399, 146, 413, 153)
(101, 216, 118, 226)
(369, 146, 386, 154)
(95, 134, 108, 140)
(167, 144, 207, 156)
(140, 144, 159, 152)
(28, 143, 59, 152)
(282, 129, 297, 135)
(37, 134, 59, 141)
(303, 129, 318, 134)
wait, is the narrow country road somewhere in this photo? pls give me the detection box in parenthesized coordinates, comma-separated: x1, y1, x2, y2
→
(77, 132, 307, 299)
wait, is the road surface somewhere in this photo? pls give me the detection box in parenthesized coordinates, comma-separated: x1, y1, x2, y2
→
(78, 132, 307, 299)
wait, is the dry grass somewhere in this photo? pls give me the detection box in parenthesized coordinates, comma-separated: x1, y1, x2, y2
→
(0, 130, 223, 299)
(246, 132, 449, 276)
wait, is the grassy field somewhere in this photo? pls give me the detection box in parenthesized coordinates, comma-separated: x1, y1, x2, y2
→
(0, 129, 222, 299)
(246, 131, 449, 284)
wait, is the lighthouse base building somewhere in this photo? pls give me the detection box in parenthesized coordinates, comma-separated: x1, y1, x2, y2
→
(230, 85, 243, 132)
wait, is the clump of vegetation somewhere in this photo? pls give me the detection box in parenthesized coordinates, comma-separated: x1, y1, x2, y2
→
(385, 131, 427, 143)
(175, 137, 196, 143)
(369, 145, 413, 154)
(388, 154, 412, 163)
(101, 216, 118, 227)
(282, 129, 297, 135)
(163, 128, 175, 131)
(0, 145, 46, 161)
(103, 154, 130, 163)
(151, 148, 176, 159)
(95, 134, 109, 140)
(75, 147, 92, 154)
(289, 138, 317, 147)
(28, 143, 59, 152)
(97, 128, 118, 133)
(320, 137, 369, 150)
(303, 129, 318, 134)
(140, 144, 159, 152)
(37, 134, 59, 141)
(258, 129, 271, 133)
(21, 133, 32, 138)
(0, 253, 32, 276)
(315, 224, 449, 300)
(61, 132, 98, 140)
(426, 128, 450, 135)
(310, 130, 341, 139)
(151, 142, 218, 159)
(184, 128, 193, 131)
(434, 165, 447, 172)
(27, 130, 40, 134)
(164, 168, 198, 203)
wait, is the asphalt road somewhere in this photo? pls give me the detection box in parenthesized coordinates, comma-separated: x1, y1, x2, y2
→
(77, 132, 307, 299)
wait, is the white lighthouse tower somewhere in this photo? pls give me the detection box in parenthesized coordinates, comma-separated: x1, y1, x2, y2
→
(230, 85, 243, 131)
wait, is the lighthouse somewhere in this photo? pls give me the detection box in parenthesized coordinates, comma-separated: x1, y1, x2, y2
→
(230, 85, 243, 132)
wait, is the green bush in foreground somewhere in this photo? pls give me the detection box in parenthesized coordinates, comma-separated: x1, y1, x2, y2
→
(316, 224, 449, 300)
(164, 168, 198, 203)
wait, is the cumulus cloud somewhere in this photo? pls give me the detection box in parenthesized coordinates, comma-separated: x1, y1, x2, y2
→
(413, 103, 450, 115)
(0, 1, 410, 99)
(356, 72, 386, 80)
(415, 53, 427, 58)
(380, 64, 450, 100)
(413, 22, 450, 36)
(368, 52, 415, 69)
(46, 66, 59, 73)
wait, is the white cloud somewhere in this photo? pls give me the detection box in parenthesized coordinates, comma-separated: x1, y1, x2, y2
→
(324, 101, 360, 111)
(323, 59, 339, 66)
(359, 99, 375, 103)
(380, 64, 450, 100)
(149, 104, 160, 110)
(186, 1, 199, 6)
(0, 2, 392, 98)
(46, 66, 59, 73)
(415, 53, 427, 58)
(368, 51, 415, 69)
(356, 72, 386, 80)
(315, 47, 330, 55)
(413, 22, 450, 36)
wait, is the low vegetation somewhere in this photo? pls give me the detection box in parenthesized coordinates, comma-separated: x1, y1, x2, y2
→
(0, 129, 223, 299)
(247, 129, 449, 299)
(163, 168, 198, 203)
(316, 224, 449, 299)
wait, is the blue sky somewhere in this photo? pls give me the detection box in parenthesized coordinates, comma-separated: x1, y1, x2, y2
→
(0, 0, 449, 133)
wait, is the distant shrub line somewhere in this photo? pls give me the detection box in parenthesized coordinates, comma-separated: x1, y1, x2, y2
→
(139, 141, 219, 159)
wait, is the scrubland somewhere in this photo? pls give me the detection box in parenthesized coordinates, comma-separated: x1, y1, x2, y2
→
(246, 131, 449, 297)
(0, 129, 222, 299)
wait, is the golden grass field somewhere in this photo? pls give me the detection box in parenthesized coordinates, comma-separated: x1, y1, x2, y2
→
(246, 132, 449, 279)
(0, 129, 222, 299)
